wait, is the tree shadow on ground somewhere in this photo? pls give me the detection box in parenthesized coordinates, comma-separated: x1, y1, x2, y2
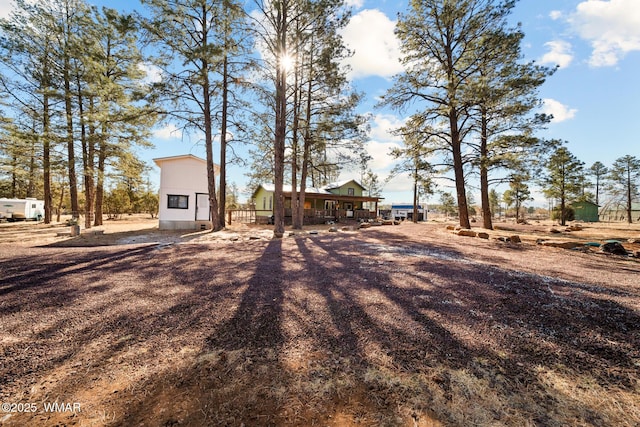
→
(1, 231, 639, 426)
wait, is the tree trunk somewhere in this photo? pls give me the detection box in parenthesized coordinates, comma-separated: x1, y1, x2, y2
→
(480, 108, 493, 229)
(27, 141, 36, 198)
(42, 62, 53, 224)
(626, 166, 632, 224)
(94, 136, 106, 226)
(290, 55, 302, 230)
(272, 3, 288, 238)
(296, 65, 314, 229)
(10, 153, 17, 197)
(412, 169, 418, 223)
(298, 153, 309, 228)
(560, 163, 567, 226)
(43, 107, 52, 224)
(218, 53, 229, 230)
(56, 183, 65, 223)
(63, 6, 79, 220)
(79, 82, 94, 229)
(64, 69, 79, 220)
(450, 109, 470, 229)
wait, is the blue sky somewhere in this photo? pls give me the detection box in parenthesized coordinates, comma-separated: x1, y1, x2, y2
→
(1, 0, 639, 206)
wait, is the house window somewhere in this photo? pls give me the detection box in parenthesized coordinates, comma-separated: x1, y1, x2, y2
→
(347, 188, 355, 196)
(263, 197, 266, 210)
(167, 194, 189, 209)
(269, 196, 273, 210)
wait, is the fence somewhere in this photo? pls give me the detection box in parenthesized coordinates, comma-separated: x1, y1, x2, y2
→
(226, 209, 377, 225)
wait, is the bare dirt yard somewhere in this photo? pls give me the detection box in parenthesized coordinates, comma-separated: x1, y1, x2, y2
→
(1, 217, 639, 426)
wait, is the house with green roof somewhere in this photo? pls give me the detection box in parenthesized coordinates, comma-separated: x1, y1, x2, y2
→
(252, 179, 382, 224)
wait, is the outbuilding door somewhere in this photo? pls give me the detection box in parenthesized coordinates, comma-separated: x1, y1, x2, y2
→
(195, 193, 210, 221)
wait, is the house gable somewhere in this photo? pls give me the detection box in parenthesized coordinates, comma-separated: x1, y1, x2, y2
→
(324, 180, 366, 197)
(253, 185, 274, 212)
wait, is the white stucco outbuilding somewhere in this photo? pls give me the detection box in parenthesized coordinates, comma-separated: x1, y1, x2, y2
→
(153, 155, 219, 230)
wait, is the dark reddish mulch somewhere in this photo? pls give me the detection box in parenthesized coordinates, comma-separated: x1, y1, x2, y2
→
(1, 223, 639, 426)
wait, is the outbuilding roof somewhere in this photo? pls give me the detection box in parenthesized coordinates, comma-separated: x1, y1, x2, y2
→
(152, 154, 207, 166)
(392, 204, 424, 210)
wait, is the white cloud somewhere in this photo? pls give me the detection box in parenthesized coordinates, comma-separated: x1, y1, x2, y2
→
(569, 0, 640, 67)
(549, 10, 563, 21)
(340, 9, 403, 79)
(542, 98, 577, 123)
(361, 113, 405, 171)
(154, 124, 181, 140)
(366, 140, 400, 171)
(540, 40, 574, 68)
(369, 113, 404, 143)
(138, 62, 163, 84)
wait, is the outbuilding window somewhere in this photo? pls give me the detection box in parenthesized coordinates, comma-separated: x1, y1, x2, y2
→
(167, 194, 189, 209)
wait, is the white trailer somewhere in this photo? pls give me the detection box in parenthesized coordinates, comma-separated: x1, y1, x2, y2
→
(0, 198, 44, 222)
(391, 203, 426, 221)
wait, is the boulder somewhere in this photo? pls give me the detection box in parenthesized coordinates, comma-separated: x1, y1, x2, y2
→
(600, 241, 628, 256)
(539, 240, 584, 249)
(457, 229, 477, 237)
(510, 235, 521, 244)
(359, 222, 372, 229)
(548, 228, 561, 234)
(446, 225, 456, 231)
(328, 226, 338, 232)
(477, 232, 490, 239)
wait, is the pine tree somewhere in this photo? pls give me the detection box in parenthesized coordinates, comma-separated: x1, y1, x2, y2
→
(389, 130, 436, 223)
(465, 18, 554, 230)
(142, 0, 237, 232)
(541, 145, 584, 226)
(381, 0, 519, 229)
(2, 0, 155, 226)
(88, 8, 156, 226)
(589, 161, 608, 206)
(502, 174, 531, 222)
(0, 0, 60, 222)
(287, 0, 366, 229)
(489, 188, 501, 219)
(608, 155, 640, 224)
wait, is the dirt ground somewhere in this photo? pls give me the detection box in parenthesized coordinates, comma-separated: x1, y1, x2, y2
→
(1, 217, 639, 426)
